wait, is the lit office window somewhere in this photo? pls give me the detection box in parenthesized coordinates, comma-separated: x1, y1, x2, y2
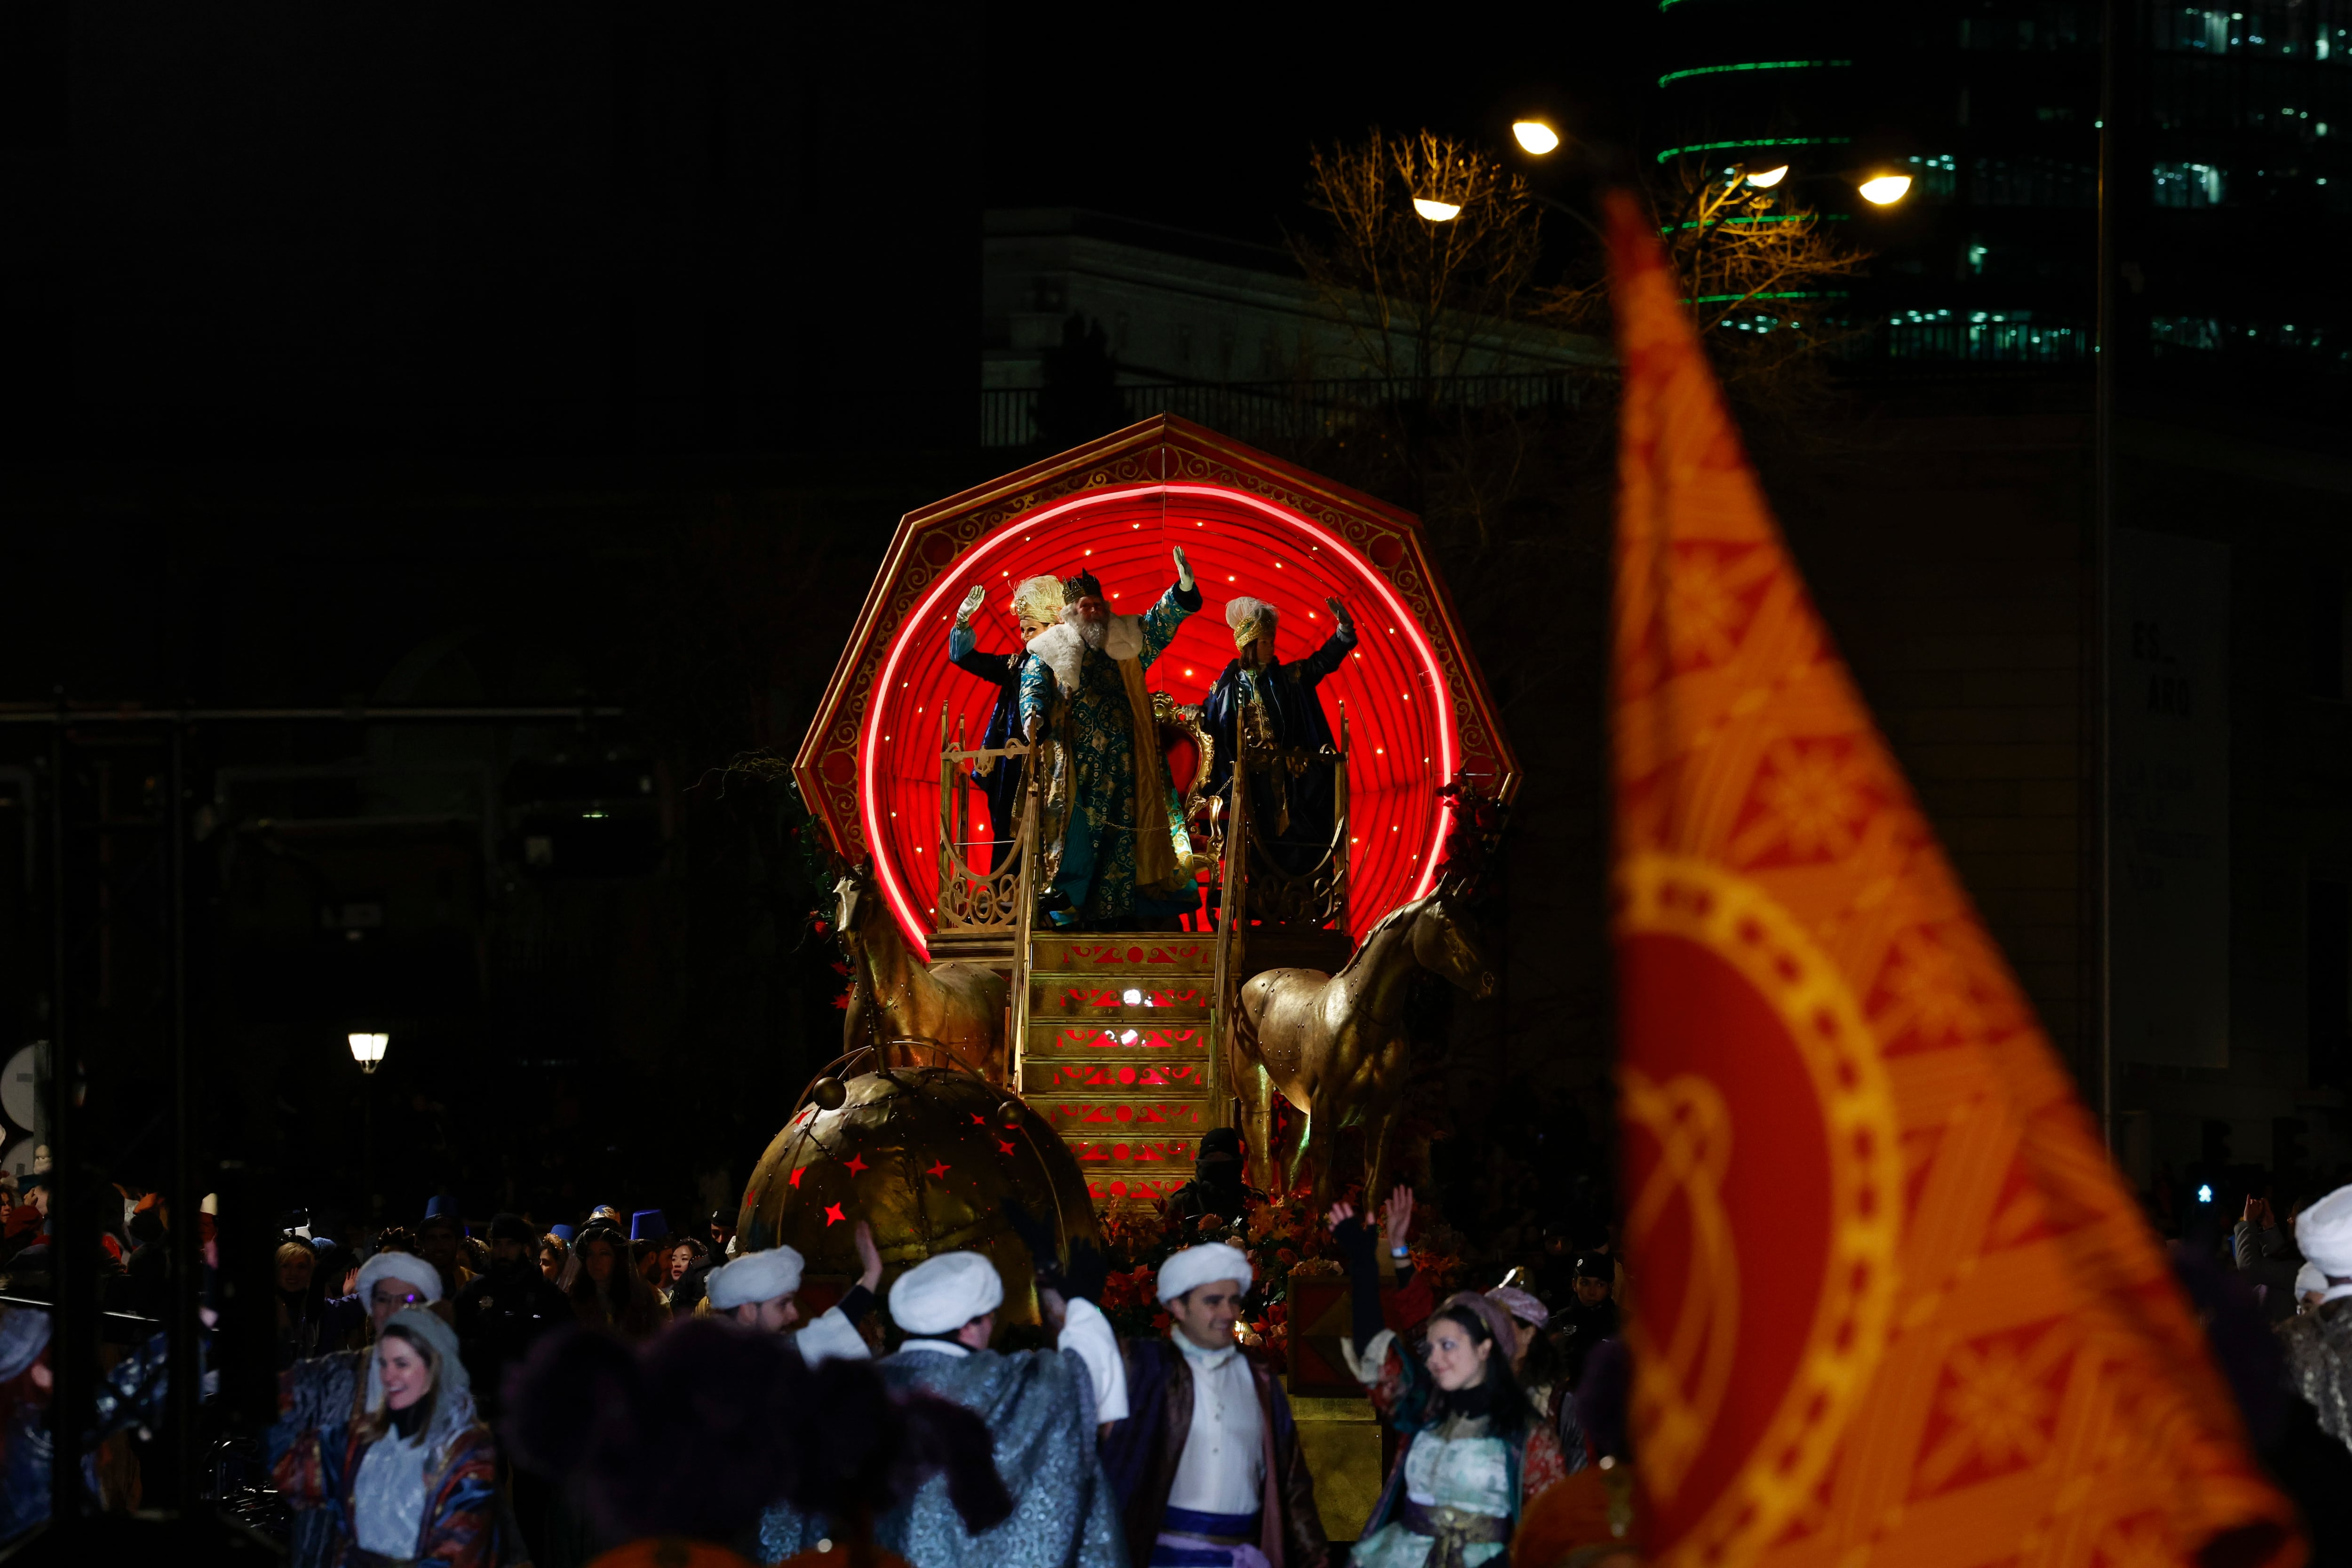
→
(2151, 160, 2228, 206)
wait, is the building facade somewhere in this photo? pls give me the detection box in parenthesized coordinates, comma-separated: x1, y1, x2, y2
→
(1656, 0, 2352, 1212)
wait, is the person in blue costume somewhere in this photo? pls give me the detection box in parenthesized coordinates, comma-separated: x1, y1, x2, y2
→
(946, 575, 1066, 876)
(1198, 595, 1355, 878)
(1329, 1188, 1568, 1568)
(0, 1306, 183, 1542)
(1017, 549, 1204, 930)
(756, 1247, 1129, 1568)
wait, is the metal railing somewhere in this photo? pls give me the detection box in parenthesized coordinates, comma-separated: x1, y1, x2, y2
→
(981, 372, 1599, 449)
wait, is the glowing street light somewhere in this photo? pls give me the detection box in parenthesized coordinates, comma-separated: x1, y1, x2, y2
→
(1511, 119, 1560, 155)
(1412, 197, 1462, 222)
(349, 1031, 389, 1074)
(1744, 164, 1790, 189)
(1857, 173, 1913, 205)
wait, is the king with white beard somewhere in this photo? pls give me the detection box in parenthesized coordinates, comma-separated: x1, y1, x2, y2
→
(1017, 546, 1202, 928)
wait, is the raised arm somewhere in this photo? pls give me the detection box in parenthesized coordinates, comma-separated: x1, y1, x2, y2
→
(1295, 598, 1358, 687)
(795, 1220, 884, 1368)
(949, 587, 1021, 686)
(1138, 545, 1203, 668)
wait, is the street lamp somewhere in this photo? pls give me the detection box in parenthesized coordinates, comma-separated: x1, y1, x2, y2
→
(348, 1031, 389, 1074)
(1717, 160, 1911, 206)
(1412, 197, 1462, 222)
(1511, 119, 1561, 156)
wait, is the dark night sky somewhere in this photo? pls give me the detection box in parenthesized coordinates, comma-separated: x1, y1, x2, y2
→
(978, 1, 1658, 243)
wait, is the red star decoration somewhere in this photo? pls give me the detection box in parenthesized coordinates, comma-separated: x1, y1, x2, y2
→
(824, 1203, 845, 1226)
(844, 1154, 868, 1176)
(787, 1167, 804, 1188)
(997, 1140, 1017, 1156)
(926, 1159, 951, 1180)
(969, 1113, 986, 1125)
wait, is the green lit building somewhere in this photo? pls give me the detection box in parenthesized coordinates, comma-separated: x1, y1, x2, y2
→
(1653, 0, 2351, 398)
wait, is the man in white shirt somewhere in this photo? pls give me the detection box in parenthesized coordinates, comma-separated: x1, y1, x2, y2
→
(1099, 1243, 1328, 1568)
(704, 1219, 883, 1368)
(755, 1248, 1129, 1568)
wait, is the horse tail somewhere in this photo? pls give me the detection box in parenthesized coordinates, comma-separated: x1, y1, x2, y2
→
(1228, 975, 1264, 1083)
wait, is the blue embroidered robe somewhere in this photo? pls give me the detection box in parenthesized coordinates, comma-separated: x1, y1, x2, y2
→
(1017, 583, 1201, 925)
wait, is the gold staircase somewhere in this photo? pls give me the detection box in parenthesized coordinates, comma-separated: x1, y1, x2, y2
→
(1015, 934, 1223, 1207)
(924, 695, 1354, 1210)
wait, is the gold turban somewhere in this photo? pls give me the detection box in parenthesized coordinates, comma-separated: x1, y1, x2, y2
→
(1225, 595, 1275, 652)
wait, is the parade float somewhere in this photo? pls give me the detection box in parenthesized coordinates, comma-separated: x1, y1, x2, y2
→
(741, 415, 1516, 1329)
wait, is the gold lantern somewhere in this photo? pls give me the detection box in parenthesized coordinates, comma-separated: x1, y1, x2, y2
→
(737, 1065, 1100, 1329)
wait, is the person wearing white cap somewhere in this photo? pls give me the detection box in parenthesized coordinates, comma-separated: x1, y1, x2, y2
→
(705, 1219, 884, 1369)
(2297, 1260, 2328, 1312)
(756, 1241, 1129, 1568)
(1098, 1242, 1327, 1568)
(269, 1246, 450, 1568)
(2280, 1183, 2352, 1457)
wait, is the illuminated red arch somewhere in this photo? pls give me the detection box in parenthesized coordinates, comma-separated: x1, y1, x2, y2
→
(795, 418, 1518, 959)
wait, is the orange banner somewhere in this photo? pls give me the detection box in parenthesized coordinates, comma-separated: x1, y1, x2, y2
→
(1606, 190, 2300, 1568)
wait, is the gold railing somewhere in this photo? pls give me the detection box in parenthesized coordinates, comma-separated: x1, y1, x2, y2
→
(1208, 722, 1248, 1122)
(1008, 775, 1040, 1093)
(1230, 702, 1350, 935)
(934, 713, 1033, 939)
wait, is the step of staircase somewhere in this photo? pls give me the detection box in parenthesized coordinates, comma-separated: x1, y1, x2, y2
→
(1018, 932, 1224, 1208)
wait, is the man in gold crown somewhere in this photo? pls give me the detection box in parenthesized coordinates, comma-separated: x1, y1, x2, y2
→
(1019, 547, 1202, 928)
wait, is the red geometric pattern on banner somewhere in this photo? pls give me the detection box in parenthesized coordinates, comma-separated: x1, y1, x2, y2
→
(1605, 190, 2300, 1568)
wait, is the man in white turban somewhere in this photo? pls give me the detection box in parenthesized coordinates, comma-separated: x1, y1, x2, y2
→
(706, 1220, 883, 1368)
(2282, 1185, 2352, 1454)
(948, 576, 1069, 874)
(757, 1246, 1129, 1568)
(1099, 1243, 1326, 1568)
(1199, 593, 1354, 877)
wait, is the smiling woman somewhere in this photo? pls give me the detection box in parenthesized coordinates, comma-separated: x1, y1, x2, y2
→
(273, 1308, 502, 1568)
(794, 418, 1517, 958)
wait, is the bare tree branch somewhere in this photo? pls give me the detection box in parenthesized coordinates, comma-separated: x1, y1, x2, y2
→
(1537, 158, 1874, 400)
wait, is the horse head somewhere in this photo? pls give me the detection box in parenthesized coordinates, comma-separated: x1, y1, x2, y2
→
(1411, 895, 1498, 1000)
(833, 856, 878, 946)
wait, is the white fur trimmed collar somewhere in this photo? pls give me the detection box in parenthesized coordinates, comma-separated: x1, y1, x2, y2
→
(1027, 615, 1142, 693)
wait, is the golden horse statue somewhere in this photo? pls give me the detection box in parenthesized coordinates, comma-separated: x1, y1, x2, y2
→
(835, 861, 1008, 1081)
(1232, 893, 1497, 1205)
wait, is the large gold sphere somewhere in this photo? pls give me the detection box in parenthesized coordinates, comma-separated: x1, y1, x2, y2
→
(737, 1067, 1100, 1328)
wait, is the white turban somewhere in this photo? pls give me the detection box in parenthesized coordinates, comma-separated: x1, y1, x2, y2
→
(1157, 1243, 1252, 1303)
(889, 1251, 1003, 1334)
(2296, 1183, 2352, 1302)
(707, 1246, 805, 1311)
(2297, 1261, 2327, 1300)
(355, 1250, 443, 1306)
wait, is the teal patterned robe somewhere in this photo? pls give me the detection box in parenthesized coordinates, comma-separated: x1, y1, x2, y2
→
(1017, 583, 1201, 925)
